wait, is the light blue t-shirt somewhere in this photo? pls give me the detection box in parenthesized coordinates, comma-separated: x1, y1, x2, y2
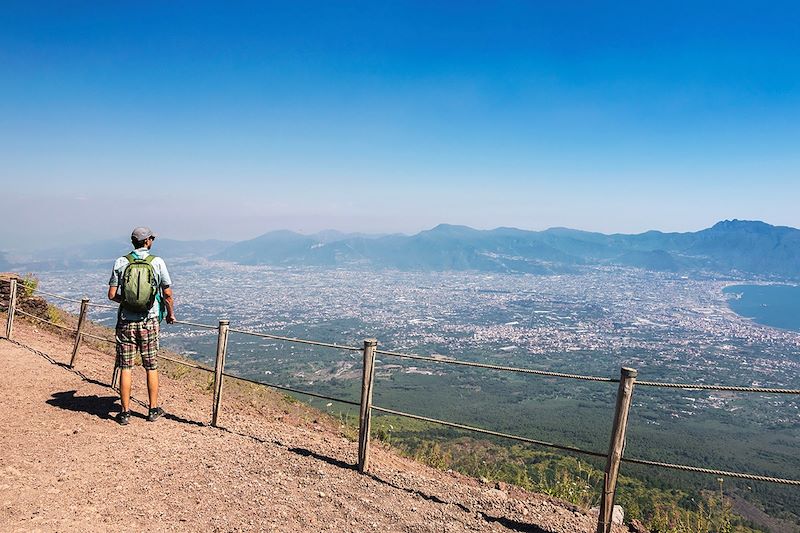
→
(109, 247, 172, 322)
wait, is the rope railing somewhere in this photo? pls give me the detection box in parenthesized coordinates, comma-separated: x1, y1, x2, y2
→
(621, 456, 800, 486)
(87, 300, 117, 310)
(371, 405, 607, 458)
(173, 319, 362, 352)
(370, 405, 800, 486)
(31, 288, 84, 304)
(157, 353, 214, 372)
(82, 332, 116, 344)
(173, 319, 219, 331)
(15, 309, 75, 331)
(372, 405, 800, 485)
(228, 326, 362, 352)
(376, 348, 617, 382)
(636, 380, 800, 394)
(221, 371, 360, 407)
(377, 349, 800, 394)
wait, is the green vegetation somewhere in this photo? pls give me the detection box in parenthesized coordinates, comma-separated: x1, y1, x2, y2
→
(368, 414, 769, 533)
(46, 304, 62, 325)
(20, 274, 38, 298)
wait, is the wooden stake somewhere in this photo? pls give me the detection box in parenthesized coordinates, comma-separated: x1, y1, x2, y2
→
(69, 298, 89, 368)
(111, 364, 120, 390)
(5, 279, 17, 340)
(597, 367, 637, 533)
(211, 319, 230, 427)
(358, 338, 378, 474)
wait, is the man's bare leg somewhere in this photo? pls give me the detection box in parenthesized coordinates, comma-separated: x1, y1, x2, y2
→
(146, 369, 159, 409)
(120, 369, 132, 412)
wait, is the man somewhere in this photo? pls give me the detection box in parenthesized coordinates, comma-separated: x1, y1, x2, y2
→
(108, 226, 175, 425)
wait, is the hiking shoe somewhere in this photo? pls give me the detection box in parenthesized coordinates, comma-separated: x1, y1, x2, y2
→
(147, 407, 165, 422)
(115, 411, 131, 426)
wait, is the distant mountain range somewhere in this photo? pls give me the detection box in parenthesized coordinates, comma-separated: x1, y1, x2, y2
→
(211, 220, 800, 279)
(8, 220, 800, 280)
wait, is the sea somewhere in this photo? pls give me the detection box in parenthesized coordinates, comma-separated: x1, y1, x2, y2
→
(723, 284, 800, 333)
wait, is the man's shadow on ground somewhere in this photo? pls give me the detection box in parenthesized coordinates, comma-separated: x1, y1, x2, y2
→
(47, 390, 118, 421)
(46, 390, 206, 426)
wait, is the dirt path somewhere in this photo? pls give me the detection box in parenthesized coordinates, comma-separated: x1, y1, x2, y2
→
(0, 319, 629, 532)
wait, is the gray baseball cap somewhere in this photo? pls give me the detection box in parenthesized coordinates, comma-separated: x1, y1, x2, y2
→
(131, 226, 157, 241)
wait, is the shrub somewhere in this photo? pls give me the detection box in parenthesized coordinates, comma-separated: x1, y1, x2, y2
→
(46, 304, 62, 325)
(20, 274, 38, 298)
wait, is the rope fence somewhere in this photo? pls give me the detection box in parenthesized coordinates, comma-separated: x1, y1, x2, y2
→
(636, 380, 800, 394)
(376, 349, 800, 393)
(371, 405, 607, 458)
(221, 371, 360, 407)
(370, 406, 800, 486)
(229, 326, 362, 352)
(173, 319, 219, 331)
(621, 457, 800, 486)
(81, 332, 116, 344)
(3, 278, 799, 532)
(31, 288, 85, 304)
(157, 353, 213, 372)
(377, 348, 617, 382)
(87, 301, 117, 310)
(15, 308, 75, 331)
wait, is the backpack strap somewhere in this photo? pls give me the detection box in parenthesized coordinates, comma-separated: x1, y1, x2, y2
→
(126, 252, 156, 263)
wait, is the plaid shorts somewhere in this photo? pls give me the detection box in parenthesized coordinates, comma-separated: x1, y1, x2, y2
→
(115, 317, 160, 370)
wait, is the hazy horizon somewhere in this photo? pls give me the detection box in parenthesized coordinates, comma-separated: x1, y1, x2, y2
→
(2, 217, 796, 254)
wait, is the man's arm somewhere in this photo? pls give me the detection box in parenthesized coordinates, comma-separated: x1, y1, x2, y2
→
(108, 285, 122, 303)
(156, 258, 175, 324)
(109, 258, 124, 302)
(162, 287, 175, 324)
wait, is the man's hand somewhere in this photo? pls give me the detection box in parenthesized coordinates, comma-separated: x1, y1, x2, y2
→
(166, 314, 176, 324)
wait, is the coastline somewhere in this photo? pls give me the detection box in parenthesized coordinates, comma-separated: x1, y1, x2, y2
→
(722, 283, 800, 334)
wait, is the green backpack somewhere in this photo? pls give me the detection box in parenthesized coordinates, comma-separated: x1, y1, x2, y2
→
(121, 253, 158, 313)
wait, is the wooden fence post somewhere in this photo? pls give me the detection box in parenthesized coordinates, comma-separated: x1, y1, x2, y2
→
(211, 319, 230, 427)
(597, 367, 638, 533)
(358, 338, 378, 474)
(4, 279, 17, 340)
(111, 364, 120, 390)
(69, 298, 89, 368)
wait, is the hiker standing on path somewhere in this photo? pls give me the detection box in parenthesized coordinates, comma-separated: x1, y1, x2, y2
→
(108, 227, 175, 425)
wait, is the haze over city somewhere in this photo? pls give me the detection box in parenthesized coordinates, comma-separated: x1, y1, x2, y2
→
(2, 2, 799, 248)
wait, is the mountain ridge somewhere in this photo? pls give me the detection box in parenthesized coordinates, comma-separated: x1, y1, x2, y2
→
(209, 219, 800, 279)
(8, 220, 800, 279)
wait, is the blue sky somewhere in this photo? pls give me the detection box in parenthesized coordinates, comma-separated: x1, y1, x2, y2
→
(2, 2, 799, 248)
